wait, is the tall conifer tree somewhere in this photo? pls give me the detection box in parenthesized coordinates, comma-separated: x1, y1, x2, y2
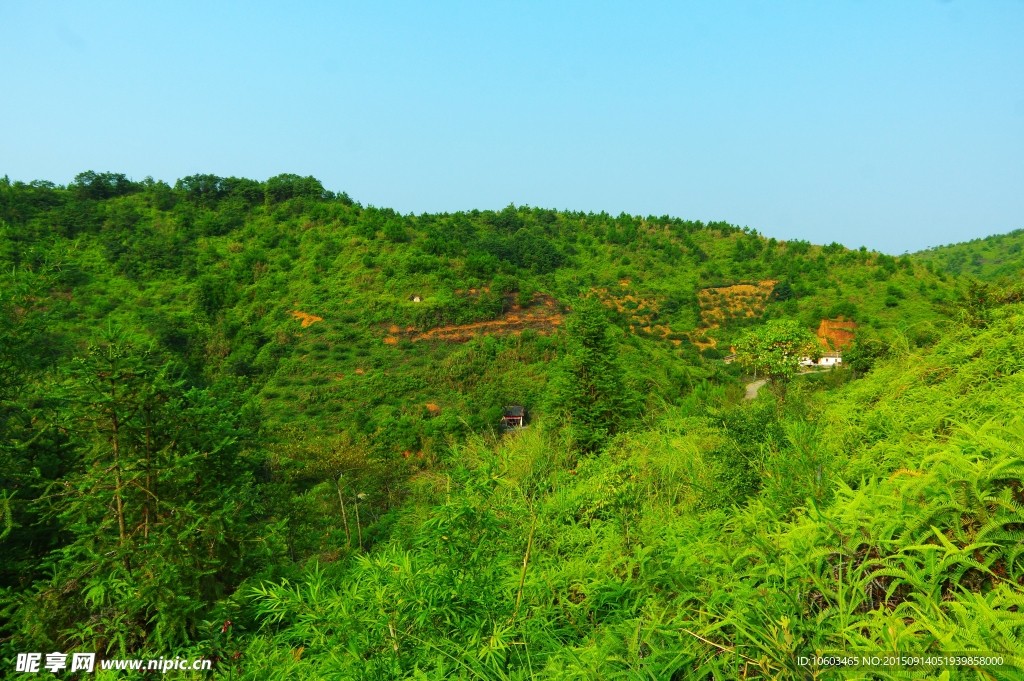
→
(547, 297, 638, 451)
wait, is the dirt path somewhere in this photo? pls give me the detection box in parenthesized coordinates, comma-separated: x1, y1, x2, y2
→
(743, 369, 823, 400)
(744, 379, 768, 401)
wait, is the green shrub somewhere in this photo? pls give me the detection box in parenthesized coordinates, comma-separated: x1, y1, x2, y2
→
(826, 300, 858, 319)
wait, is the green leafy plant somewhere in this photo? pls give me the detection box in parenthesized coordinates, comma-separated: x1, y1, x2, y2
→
(733, 320, 820, 386)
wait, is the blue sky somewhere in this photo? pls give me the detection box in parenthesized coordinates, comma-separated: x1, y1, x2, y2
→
(1, 1, 1022, 253)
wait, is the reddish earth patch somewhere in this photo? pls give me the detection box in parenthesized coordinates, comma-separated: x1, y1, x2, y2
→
(817, 317, 857, 351)
(410, 293, 565, 342)
(424, 403, 441, 415)
(291, 310, 324, 327)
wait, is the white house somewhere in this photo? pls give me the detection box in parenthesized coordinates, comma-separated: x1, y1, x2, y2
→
(800, 351, 842, 367)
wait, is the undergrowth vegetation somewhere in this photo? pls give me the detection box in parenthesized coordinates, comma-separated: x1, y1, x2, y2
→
(217, 296, 1024, 680)
(1, 172, 1021, 679)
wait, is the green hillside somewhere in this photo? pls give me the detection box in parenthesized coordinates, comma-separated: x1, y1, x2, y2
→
(3, 171, 1021, 679)
(0, 172, 955, 454)
(913, 228, 1024, 281)
(239, 289, 1024, 679)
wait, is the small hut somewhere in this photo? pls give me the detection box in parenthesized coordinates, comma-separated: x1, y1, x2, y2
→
(500, 405, 525, 430)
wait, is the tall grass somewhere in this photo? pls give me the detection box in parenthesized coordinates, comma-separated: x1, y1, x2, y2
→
(202, 304, 1024, 680)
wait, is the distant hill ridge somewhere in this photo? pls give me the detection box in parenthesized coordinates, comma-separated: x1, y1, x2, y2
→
(913, 228, 1024, 281)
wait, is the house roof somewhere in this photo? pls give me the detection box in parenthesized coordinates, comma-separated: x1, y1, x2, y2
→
(503, 406, 524, 417)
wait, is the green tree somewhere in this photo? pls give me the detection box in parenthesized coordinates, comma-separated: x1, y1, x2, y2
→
(384, 219, 407, 243)
(264, 173, 325, 203)
(770, 280, 794, 301)
(546, 297, 639, 451)
(0, 259, 63, 593)
(733, 320, 820, 386)
(5, 330, 267, 655)
(0, 261, 54, 409)
(826, 301, 858, 320)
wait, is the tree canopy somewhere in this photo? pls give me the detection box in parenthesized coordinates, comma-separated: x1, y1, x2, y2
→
(546, 297, 639, 450)
(733, 319, 820, 383)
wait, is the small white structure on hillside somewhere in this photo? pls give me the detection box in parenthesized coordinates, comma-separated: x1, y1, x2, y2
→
(800, 352, 842, 367)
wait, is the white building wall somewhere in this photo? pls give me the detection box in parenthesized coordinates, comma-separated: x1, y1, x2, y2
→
(800, 356, 843, 366)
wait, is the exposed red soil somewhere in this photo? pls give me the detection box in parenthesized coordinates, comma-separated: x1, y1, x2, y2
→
(291, 310, 324, 327)
(400, 293, 565, 343)
(817, 317, 857, 351)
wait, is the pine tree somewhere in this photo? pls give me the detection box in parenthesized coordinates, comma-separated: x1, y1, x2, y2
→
(546, 297, 639, 451)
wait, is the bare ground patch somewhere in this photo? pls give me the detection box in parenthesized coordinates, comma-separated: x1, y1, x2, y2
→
(389, 293, 566, 343)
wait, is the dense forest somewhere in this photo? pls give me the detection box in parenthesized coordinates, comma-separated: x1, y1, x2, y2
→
(1, 172, 1022, 679)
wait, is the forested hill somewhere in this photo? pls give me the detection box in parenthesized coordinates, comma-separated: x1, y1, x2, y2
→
(1, 171, 953, 452)
(912, 228, 1024, 281)
(6, 171, 1023, 678)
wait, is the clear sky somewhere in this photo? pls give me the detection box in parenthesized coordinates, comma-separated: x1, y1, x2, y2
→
(2, 1, 1022, 253)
